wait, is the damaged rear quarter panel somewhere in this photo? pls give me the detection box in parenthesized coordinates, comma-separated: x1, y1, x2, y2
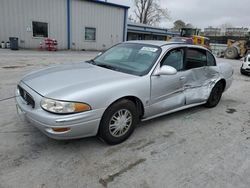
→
(180, 66, 221, 105)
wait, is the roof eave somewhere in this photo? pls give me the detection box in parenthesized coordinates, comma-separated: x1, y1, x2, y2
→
(86, 0, 130, 9)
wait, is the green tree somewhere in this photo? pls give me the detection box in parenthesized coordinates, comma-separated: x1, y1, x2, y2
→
(173, 20, 194, 30)
(185, 23, 194, 28)
(173, 20, 186, 30)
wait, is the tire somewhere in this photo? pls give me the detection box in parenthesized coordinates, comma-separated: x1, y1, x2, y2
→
(240, 68, 245, 75)
(205, 82, 224, 108)
(225, 47, 238, 59)
(98, 99, 139, 145)
(241, 68, 247, 75)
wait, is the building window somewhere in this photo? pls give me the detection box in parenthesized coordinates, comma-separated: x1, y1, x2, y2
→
(32, 21, 48, 38)
(85, 27, 96, 41)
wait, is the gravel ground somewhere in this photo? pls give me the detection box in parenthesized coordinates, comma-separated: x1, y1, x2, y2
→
(0, 49, 250, 188)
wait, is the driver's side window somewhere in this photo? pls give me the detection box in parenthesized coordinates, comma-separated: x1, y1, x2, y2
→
(161, 48, 184, 71)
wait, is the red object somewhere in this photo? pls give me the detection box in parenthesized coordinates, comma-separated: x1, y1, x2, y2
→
(44, 38, 57, 51)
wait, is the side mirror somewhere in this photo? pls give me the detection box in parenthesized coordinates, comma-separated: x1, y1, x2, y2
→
(155, 65, 177, 76)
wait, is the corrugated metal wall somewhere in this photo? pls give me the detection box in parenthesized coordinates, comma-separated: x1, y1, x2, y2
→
(0, 0, 125, 50)
(0, 0, 68, 49)
(70, 0, 124, 50)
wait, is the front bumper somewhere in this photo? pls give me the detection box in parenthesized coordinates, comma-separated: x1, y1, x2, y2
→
(15, 82, 104, 140)
(241, 62, 250, 74)
(241, 67, 250, 74)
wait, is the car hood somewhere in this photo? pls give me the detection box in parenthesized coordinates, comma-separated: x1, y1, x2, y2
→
(21, 62, 136, 98)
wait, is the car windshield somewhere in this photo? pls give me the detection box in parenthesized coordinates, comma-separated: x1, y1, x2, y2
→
(94, 43, 161, 76)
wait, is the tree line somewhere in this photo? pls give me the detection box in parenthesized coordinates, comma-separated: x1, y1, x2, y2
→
(129, 0, 233, 31)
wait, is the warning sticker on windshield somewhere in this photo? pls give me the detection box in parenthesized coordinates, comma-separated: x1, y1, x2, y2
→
(140, 47, 158, 52)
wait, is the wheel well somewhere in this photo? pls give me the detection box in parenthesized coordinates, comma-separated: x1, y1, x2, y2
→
(108, 96, 144, 119)
(218, 79, 226, 92)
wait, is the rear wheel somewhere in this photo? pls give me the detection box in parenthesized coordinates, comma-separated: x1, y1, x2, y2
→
(205, 82, 224, 108)
(225, 47, 238, 59)
(98, 99, 139, 145)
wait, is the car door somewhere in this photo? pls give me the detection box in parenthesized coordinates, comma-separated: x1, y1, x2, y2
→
(203, 50, 220, 79)
(150, 48, 186, 116)
(183, 47, 211, 104)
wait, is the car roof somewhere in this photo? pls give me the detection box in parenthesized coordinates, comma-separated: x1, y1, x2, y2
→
(125, 40, 182, 47)
(124, 40, 208, 50)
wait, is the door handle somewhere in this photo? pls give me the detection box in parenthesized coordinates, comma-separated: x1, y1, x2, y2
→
(179, 77, 185, 81)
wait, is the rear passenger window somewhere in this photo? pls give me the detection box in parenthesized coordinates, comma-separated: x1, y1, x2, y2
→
(207, 52, 216, 66)
(185, 48, 207, 69)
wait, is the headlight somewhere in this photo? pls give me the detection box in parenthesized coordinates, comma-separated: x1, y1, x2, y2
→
(40, 98, 91, 114)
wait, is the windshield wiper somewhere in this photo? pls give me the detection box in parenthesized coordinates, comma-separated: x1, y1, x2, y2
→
(86, 59, 96, 65)
(96, 64, 117, 71)
(87, 60, 117, 71)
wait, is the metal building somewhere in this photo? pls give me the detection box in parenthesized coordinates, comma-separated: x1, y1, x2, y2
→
(0, 0, 129, 50)
(127, 22, 178, 41)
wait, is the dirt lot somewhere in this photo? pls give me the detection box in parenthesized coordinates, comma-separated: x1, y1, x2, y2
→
(0, 49, 250, 188)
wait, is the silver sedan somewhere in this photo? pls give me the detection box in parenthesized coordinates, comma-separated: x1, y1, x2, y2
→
(16, 41, 233, 144)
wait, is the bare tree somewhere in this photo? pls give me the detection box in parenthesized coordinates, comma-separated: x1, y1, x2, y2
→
(132, 0, 170, 26)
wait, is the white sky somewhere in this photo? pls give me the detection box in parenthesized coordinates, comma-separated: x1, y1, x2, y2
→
(107, 0, 250, 29)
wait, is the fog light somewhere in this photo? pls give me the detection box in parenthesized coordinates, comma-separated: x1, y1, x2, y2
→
(52, 127, 71, 132)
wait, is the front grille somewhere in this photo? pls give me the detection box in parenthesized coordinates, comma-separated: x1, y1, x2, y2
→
(18, 85, 35, 108)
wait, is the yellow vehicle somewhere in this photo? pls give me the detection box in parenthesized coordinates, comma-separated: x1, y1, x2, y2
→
(180, 28, 210, 49)
(224, 39, 250, 59)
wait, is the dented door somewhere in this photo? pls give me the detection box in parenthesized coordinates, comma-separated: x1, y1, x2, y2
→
(150, 73, 185, 116)
(149, 48, 185, 116)
(184, 48, 219, 105)
(183, 67, 210, 104)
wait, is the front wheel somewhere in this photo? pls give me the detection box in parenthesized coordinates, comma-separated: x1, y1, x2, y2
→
(98, 99, 139, 145)
(241, 68, 247, 75)
(205, 82, 224, 108)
